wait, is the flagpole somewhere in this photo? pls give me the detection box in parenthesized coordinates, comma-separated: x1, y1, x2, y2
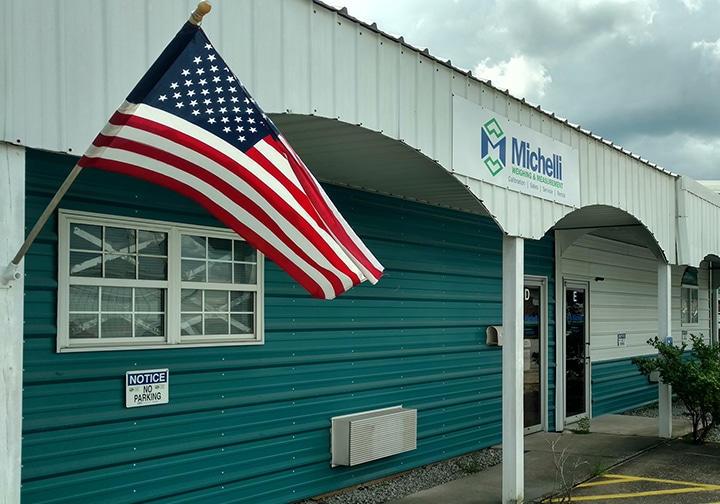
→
(3, 1, 213, 281)
(8, 164, 83, 270)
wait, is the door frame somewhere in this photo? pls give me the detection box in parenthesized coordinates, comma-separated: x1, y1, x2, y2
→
(524, 275, 548, 434)
(563, 279, 592, 425)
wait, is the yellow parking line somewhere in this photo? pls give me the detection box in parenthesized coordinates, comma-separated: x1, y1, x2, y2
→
(578, 474, 720, 490)
(615, 474, 720, 490)
(569, 473, 720, 501)
(571, 487, 720, 501)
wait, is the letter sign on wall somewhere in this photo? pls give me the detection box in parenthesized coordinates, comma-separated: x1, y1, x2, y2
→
(452, 95, 580, 207)
(125, 369, 170, 408)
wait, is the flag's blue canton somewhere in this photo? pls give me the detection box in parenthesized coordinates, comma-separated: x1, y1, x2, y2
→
(143, 32, 271, 153)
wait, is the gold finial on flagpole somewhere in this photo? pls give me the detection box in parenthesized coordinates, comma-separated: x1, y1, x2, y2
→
(190, 1, 212, 25)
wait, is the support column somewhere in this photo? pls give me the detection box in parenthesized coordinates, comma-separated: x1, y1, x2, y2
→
(502, 235, 524, 504)
(711, 268, 719, 345)
(1, 143, 25, 504)
(658, 261, 672, 439)
(554, 232, 566, 432)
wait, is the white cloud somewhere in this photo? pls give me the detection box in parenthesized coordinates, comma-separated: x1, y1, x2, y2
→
(681, 0, 703, 11)
(474, 55, 552, 103)
(693, 39, 720, 59)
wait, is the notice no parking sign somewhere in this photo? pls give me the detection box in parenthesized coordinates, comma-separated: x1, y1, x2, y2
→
(125, 369, 169, 408)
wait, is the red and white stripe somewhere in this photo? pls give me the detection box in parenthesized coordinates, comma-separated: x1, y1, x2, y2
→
(277, 133, 384, 283)
(79, 101, 383, 299)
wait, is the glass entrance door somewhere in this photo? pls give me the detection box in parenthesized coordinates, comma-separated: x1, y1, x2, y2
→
(565, 285, 588, 420)
(524, 285, 542, 431)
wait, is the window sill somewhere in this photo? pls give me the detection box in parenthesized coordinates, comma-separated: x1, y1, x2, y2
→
(58, 339, 264, 353)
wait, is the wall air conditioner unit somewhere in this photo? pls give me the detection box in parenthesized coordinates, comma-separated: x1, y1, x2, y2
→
(331, 406, 417, 467)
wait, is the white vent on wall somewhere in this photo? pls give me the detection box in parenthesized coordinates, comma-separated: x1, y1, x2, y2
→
(331, 406, 417, 467)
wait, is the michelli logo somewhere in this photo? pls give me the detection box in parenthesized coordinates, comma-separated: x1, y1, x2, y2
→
(481, 118, 506, 176)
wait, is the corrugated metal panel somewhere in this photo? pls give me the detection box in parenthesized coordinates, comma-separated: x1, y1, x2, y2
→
(580, 140, 677, 262)
(561, 234, 712, 363)
(562, 235, 664, 362)
(2, 0, 458, 180)
(677, 176, 720, 266)
(22, 148, 556, 503)
(591, 357, 658, 417)
(5, 0, 681, 251)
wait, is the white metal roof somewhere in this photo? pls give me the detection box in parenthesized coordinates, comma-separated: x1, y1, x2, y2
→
(677, 178, 720, 266)
(6, 0, 720, 264)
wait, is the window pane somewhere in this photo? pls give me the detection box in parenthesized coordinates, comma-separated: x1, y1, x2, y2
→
(205, 314, 228, 335)
(138, 256, 168, 280)
(182, 235, 206, 258)
(136, 314, 164, 337)
(204, 290, 228, 312)
(181, 289, 202, 311)
(231, 291, 253, 312)
(234, 263, 257, 284)
(234, 241, 256, 262)
(681, 289, 690, 324)
(180, 288, 254, 338)
(181, 314, 202, 336)
(70, 252, 102, 277)
(138, 230, 167, 256)
(101, 314, 133, 338)
(105, 227, 135, 253)
(70, 224, 102, 250)
(69, 314, 98, 339)
(208, 261, 232, 283)
(102, 287, 133, 312)
(70, 285, 99, 311)
(135, 288, 164, 312)
(208, 237, 232, 260)
(105, 253, 136, 279)
(231, 313, 253, 334)
(182, 260, 206, 282)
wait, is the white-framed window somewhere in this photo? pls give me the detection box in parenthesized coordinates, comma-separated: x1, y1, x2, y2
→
(681, 266, 699, 326)
(681, 286, 699, 325)
(57, 210, 264, 352)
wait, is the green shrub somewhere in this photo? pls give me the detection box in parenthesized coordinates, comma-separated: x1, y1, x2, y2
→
(632, 335, 720, 444)
(572, 416, 591, 434)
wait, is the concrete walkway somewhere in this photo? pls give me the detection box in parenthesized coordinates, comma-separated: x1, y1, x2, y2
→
(390, 415, 693, 504)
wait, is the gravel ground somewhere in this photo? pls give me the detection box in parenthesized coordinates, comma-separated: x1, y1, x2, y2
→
(621, 398, 720, 442)
(292, 448, 502, 504)
(619, 397, 689, 419)
(293, 399, 718, 504)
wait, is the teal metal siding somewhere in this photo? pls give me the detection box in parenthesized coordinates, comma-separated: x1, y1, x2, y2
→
(22, 149, 555, 503)
(591, 357, 658, 417)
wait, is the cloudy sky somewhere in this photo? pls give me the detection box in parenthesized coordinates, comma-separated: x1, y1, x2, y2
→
(332, 0, 720, 180)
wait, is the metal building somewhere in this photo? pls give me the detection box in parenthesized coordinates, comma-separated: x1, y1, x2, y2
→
(3, 1, 720, 503)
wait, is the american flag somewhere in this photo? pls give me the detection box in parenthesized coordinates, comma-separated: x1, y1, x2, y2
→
(79, 21, 383, 299)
